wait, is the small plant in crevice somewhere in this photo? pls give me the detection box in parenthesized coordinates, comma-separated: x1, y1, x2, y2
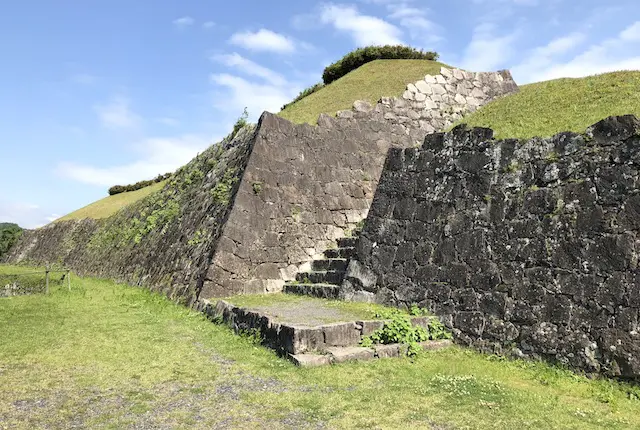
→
(228, 107, 249, 140)
(502, 161, 521, 174)
(545, 151, 560, 163)
(188, 229, 206, 246)
(361, 306, 452, 358)
(210, 168, 239, 206)
(291, 206, 302, 221)
(252, 182, 263, 195)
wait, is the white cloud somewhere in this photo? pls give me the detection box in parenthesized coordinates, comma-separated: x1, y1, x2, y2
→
(56, 135, 211, 187)
(213, 53, 287, 86)
(319, 4, 404, 46)
(0, 201, 54, 229)
(461, 23, 518, 71)
(93, 96, 141, 129)
(229, 29, 296, 53)
(173, 16, 195, 28)
(620, 21, 640, 41)
(511, 32, 586, 82)
(202, 21, 215, 29)
(210, 73, 298, 119)
(514, 21, 640, 83)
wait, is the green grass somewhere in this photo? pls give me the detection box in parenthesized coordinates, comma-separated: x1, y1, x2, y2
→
(279, 59, 449, 125)
(55, 181, 166, 222)
(1, 264, 639, 429)
(455, 70, 640, 139)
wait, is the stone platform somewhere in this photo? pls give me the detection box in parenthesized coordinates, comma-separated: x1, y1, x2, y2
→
(198, 296, 451, 366)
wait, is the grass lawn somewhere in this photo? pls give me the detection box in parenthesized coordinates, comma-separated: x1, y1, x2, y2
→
(278, 59, 449, 125)
(1, 264, 639, 429)
(55, 181, 166, 222)
(454, 70, 640, 139)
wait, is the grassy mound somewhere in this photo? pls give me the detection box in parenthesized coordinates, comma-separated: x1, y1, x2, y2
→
(1, 263, 639, 428)
(56, 181, 166, 222)
(279, 59, 448, 125)
(456, 71, 640, 139)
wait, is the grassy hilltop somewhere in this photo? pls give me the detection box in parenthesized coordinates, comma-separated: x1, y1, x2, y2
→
(56, 180, 166, 222)
(456, 70, 640, 139)
(279, 59, 448, 125)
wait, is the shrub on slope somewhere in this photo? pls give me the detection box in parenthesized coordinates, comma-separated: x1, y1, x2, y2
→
(322, 45, 439, 85)
(0, 223, 23, 259)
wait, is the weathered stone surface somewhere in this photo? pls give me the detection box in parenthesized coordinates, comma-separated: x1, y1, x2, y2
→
(323, 322, 362, 347)
(327, 346, 375, 363)
(289, 353, 332, 367)
(349, 116, 640, 380)
(374, 344, 400, 358)
(7, 67, 519, 304)
(353, 100, 373, 113)
(357, 320, 386, 336)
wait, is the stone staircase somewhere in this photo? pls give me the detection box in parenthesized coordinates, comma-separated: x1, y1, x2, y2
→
(283, 234, 359, 299)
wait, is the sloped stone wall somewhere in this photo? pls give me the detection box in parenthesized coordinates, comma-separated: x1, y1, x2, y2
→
(200, 112, 415, 297)
(6, 126, 257, 305)
(344, 116, 640, 379)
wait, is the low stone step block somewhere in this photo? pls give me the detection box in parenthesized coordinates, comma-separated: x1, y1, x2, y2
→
(289, 353, 332, 367)
(283, 283, 340, 299)
(326, 346, 375, 363)
(295, 270, 344, 285)
(420, 340, 453, 351)
(279, 325, 324, 354)
(374, 344, 401, 359)
(322, 322, 362, 347)
(337, 237, 358, 248)
(323, 247, 357, 259)
(356, 320, 386, 336)
(311, 258, 349, 272)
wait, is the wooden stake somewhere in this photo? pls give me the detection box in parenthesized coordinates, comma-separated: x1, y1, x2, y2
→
(45, 267, 50, 294)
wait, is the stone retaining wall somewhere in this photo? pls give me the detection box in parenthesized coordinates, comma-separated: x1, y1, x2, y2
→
(7, 67, 519, 303)
(337, 67, 518, 141)
(344, 115, 640, 379)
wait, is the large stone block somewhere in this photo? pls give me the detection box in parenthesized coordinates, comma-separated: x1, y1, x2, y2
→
(322, 322, 363, 347)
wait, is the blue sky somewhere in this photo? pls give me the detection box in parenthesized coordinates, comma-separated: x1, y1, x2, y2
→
(1, 0, 639, 228)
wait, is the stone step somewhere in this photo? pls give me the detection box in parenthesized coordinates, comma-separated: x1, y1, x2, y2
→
(337, 237, 358, 248)
(323, 247, 356, 259)
(295, 270, 344, 285)
(311, 258, 348, 272)
(205, 299, 453, 362)
(283, 282, 341, 299)
(289, 340, 453, 367)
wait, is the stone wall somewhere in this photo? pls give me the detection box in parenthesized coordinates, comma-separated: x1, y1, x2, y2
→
(344, 116, 640, 379)
(6, 126, 256, 305)
(200, 69, 518, 298)
(337, 67, 518, 141)
(200, 112, 414, 297)
(7, 66, 519, 304)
